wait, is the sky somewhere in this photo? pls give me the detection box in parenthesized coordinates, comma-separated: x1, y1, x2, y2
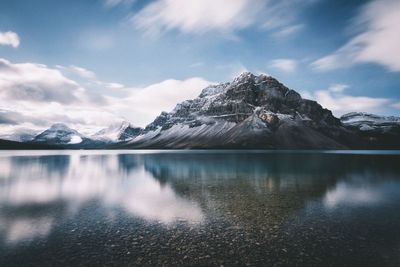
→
(0, 0, 399, 137)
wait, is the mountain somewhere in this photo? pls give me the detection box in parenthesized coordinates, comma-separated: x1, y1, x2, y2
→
(3, 73, 400, 150)
(341, 112, 400, 131)
(122, 72, 359, 149)
(0, 128, 39, 142)
(29, 121, 142, 148)
(341, 112, 400, 149)
(32, 123, 93, 147)
(92, 121, 142, 142)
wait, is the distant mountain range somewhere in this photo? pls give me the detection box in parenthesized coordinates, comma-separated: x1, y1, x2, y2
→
(2, 72, 400, 149)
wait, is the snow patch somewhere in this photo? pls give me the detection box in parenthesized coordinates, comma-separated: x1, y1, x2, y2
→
(68, 135, 82, 144)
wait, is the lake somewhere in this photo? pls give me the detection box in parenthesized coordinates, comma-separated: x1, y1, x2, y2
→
(0, 150, 400, 266)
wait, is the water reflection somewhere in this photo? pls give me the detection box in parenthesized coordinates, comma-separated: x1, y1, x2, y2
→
(0, 151, 400, 266)
(0, 153, 205, 245)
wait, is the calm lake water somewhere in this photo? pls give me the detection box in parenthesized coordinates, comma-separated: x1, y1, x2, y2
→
(0, 150, 400, 266)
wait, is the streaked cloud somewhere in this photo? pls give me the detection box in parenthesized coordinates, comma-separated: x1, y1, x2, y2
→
(312, 0, 400, 72)
(57, 64, 124, 90)
(68, 65, 96, 79)
(328, 84, 349, 93)
(132, 0, 316, 36)
(270, 59, 298, 73)
(104, 0, 135, 8)
(272, 24, 304, 38)
(0, 31, 20, 48)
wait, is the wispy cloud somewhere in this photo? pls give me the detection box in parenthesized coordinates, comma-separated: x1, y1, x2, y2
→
(312, 0, 400, 72)
(328, 83, 349, 93)
(68, 65, 96, 79)
(272, 24, 304, 39)
(270, 59, 298, 73)
(57, 65, 124, 89)
(302, 84, 391, 116)
(132, 0, 317, 36)
(103, 0, 135, 8)
(0, 31, 20, 48)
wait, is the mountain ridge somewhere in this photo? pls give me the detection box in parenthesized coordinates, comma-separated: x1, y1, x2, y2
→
(2, 72, 400, 149)
(120, 72, 356, 149)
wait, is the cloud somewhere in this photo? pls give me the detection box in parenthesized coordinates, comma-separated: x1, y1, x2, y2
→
(0, 58, 120, 137)
(0, 31, 20, 48)
(0, 57, 213, 137)
(68, 65, 96, 79)
(0, 110, 20, 125)
(106, 77, 213, 127)
(328, 83, 349, 93)
(57, 65, 124, 90)
(104, 0, 135, 8)
(312, 0, 400, 72)
(270, 59, 298, 73)
(0, 58, 82, 104)
(391, 102, 400, 109)
(272, 24, 304, 38)
(104, 82, 124, 89)
(303, 84, 391, 116)
(132, 0, 316, 36)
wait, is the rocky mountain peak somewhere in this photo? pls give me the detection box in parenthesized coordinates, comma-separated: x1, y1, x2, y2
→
(48, 123, 74, 131)
(33, 123, 84, 145)
(232, 71, 256, 83)
(232, 72, 276, 86)
(92, 120, 142, 142)
(127, 72, 345, 149)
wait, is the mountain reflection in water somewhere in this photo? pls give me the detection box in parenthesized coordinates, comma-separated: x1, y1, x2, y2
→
(0, 150, 399, 266)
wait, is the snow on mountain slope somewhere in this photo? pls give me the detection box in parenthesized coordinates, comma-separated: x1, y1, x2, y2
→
(6, 73, 400, 149)
(91, 121, 142, 142)
(33, 123, 86, 146)
(125, 72, 351, 149)
(341, 112, 400, 132)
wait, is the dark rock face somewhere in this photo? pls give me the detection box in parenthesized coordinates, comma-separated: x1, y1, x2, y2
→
(124, 72, 359, 149)
(119, 126, 142, 141)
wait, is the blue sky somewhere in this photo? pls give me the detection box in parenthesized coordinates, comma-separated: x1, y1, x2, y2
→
(0, 0, 399, 136)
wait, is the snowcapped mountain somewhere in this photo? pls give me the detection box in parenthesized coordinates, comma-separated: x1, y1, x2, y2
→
(341, 112, 400, 132)
(29, 121, 142, 148)
(32, 123, 87, 146)
(123, 72, 357, 149)
(3, 73, 400, 149)
(340, 112, 400, 148)
(0, 128, 39, 142)
(91, 121, 142, 143)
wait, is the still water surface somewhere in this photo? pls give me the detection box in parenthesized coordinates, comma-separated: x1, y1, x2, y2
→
(0, 150, 400, 266)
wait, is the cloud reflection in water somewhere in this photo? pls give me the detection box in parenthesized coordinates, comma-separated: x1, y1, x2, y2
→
(0, 153, 203, 244)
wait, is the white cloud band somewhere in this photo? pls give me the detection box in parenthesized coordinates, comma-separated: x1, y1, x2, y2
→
(0, 31, 20, 48)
